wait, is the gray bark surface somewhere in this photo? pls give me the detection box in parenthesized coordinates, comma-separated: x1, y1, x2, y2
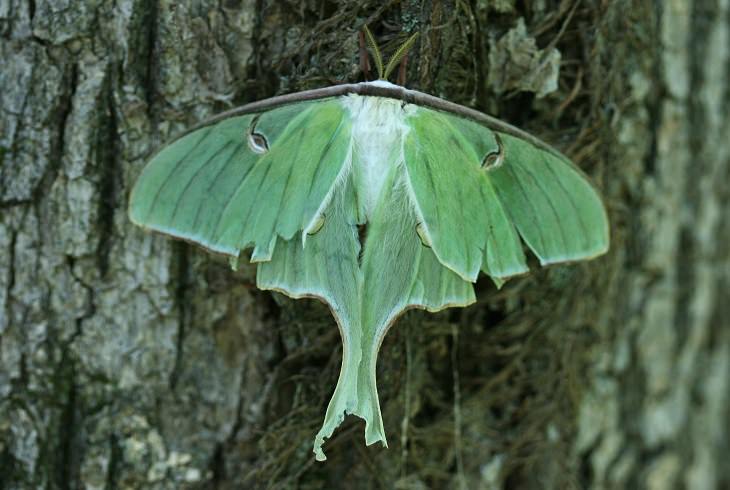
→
(1, 1, 728, 489)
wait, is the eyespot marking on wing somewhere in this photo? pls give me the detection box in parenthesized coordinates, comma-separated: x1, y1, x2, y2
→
(415, 222, 431, 248)
(482, 133, 505, 170)
(247, 132, 269, 154)
(247, 116, 270, 154)
(307, 213, 326, 235)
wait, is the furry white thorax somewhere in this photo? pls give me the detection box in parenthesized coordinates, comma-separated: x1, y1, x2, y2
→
(359, 79, 401, 89)
(342, 94, 416, 219)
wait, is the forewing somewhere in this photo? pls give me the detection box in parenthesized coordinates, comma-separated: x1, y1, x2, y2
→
(129, 99, 352, 260)
(487, 133, 609, 264)
(402, 108, 529, 281)
(403, 107, 608, 281)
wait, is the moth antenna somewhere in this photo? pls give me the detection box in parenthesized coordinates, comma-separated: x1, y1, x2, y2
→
(358, 31, 372, 80)
(363, 25, 384, 79)
(384, 32, 419, 81)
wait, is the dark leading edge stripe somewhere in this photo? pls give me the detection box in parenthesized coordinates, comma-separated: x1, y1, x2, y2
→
(154, 82, 570, 163)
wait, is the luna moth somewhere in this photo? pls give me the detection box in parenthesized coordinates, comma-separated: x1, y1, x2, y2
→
(128, 29, 609, 462)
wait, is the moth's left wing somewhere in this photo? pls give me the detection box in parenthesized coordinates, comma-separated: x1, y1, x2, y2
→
(402, 107, 609, 283)
(129, 99, 352, 261)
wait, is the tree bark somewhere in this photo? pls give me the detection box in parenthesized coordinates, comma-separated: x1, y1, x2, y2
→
(1, 1, 728, 489)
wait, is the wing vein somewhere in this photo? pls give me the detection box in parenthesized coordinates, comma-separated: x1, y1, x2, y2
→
(500, 164, 549, 253)
(307, 115, 346, 201)
(541, 160, 592, 249)
(478, 182, 505, 274)
(190, 142, 247, 232)
(511, 162, 570, 254)
(211, 112, 310, 245)
(143, 126, 213, 222)
(169, 141, 235, 225)
(272, 122, 311, 236)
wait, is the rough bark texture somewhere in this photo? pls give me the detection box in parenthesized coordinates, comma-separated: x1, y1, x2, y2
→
(1, 1, 728, 488)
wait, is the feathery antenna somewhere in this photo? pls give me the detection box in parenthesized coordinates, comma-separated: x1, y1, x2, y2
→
(361, 26, 420, 83)
(363, 25, 384, 79)
(384, 32, 419, 80)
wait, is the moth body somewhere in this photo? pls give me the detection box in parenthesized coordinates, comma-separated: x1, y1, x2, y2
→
(344, 91, 415, 220)
(128, 76, 610, 462)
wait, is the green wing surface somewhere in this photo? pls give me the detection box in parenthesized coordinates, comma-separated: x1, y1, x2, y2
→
(402, 107, 609, 280)
(129, 92, 609, 462)
(258, 165, 474, 461)
(487, 133, 609, 264)
(129, 99, 351, 261)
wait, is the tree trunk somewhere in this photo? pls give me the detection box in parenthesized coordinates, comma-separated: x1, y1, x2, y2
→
(1, 1, 728, 488)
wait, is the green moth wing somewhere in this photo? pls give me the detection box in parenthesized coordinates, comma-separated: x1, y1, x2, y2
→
(128, 81, 609, 462)
(258, 162, 475, 461)
(487, 133, 609, 264)
(402, 107, 608, 283)
(129, 99, 351, 261)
